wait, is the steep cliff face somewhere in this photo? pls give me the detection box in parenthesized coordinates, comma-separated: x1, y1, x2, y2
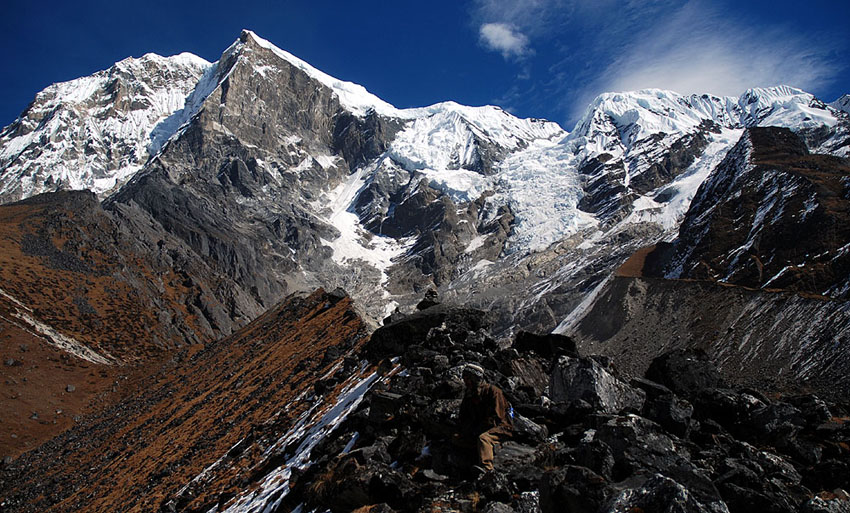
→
(657, 127, 850, 299)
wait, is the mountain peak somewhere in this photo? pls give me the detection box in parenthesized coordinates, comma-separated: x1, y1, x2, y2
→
(233, 28, 398, 118)
(832, 93, 850, 114)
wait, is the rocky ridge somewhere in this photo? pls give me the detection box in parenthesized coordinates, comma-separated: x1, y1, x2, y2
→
(653, 127, 850, 299)
(5, 294, 847, 513)
(0, 289, 371, 513)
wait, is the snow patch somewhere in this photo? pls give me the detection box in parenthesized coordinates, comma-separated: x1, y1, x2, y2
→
(318, 167, 413, 284)
(219, 366, 382, 513)
(0, 287, 114, 365)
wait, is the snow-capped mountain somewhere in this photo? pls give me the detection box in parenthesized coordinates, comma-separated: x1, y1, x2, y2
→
(832, 93, 850, 114)
(0, 29, 848, 335)
(0, 53, 209, 203)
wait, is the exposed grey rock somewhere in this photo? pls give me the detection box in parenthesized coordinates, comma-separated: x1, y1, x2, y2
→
(539, 465, 613, 513)
(570, 276, 850, 400)
(645, 349, 724, 401)
(643, 393, 694, 439)
(550, 356, 645, 414)
(513, 331, 578, 360)
(605, 474, 729, 513)
(484, 502, 514, 513)
(802, 496, 850, 513)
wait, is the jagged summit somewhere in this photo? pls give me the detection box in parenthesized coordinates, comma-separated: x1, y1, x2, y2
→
(569, 86, 844, 153)
(237, 29, 398, 117)
(833, 93, 850, 114)
(0, 51, 210, 202)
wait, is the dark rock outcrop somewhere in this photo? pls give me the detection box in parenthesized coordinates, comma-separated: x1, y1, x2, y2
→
(280, 309, 850, 513)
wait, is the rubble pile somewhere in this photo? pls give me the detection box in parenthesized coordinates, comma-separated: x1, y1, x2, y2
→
(284, 305, 850, 513)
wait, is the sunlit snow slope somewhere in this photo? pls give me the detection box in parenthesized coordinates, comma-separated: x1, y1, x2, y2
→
(0, 53, 210, 202)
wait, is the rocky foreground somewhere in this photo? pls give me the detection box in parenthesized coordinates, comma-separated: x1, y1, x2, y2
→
(282, 302, 850, 513)
(1, 292, 848, 513)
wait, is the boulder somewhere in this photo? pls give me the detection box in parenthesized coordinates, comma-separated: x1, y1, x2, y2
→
(366, 305, 490, 361)
(539, 465, 612, 513)
(740, 402, 805, 446)
(692, 388, 759, 432)
(415, 289, 440, 310)
(572, 437, 616, 480)
(604, 474, 730, 513)
(513, 331, 578, 360)
(550, 356, 645, 414)
(802, 496, 850, 513)
(787, 394, 832, 427)
(645, 349, 724, 400)
(643, 393, 694, 438)
(502, 354, 550, 401)
(594, 415, 721, 505)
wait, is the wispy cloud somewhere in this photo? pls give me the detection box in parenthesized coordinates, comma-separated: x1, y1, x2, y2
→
(591, 2, 839, 105)
(469, 0, 845, 127)
(479, 23, 532, 59)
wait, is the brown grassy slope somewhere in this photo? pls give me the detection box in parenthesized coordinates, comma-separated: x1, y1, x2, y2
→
(0, 191, 212, 362)
(0, 288, 369, 513)
(0, 314, 120, 459)
(0, 190, 225, 456)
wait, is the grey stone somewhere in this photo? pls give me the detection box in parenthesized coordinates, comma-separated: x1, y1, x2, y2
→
(802, 496, 850, 513)
(604, 474, 729, 513)
(550, 356, 645, 414)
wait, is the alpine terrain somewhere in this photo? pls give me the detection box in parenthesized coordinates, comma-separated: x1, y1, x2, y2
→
(0, 30, 849, 513)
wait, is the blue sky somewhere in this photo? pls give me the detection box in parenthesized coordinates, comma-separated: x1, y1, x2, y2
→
(2, 0, 848, 130)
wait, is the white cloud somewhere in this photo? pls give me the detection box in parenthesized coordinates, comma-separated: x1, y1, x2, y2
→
(469, 0, 844, 126)
(479, 23, 532, 59)
(568, 1, 841, 120)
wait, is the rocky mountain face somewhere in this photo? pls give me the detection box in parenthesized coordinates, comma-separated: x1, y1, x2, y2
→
(4, 31, 848, 337)
(833, 94, 850, 115)
(0, 190, 262, 356)
(1, 28, 850, 513)
(652, 127, 850, 298)
(560, 126, 850, 398)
